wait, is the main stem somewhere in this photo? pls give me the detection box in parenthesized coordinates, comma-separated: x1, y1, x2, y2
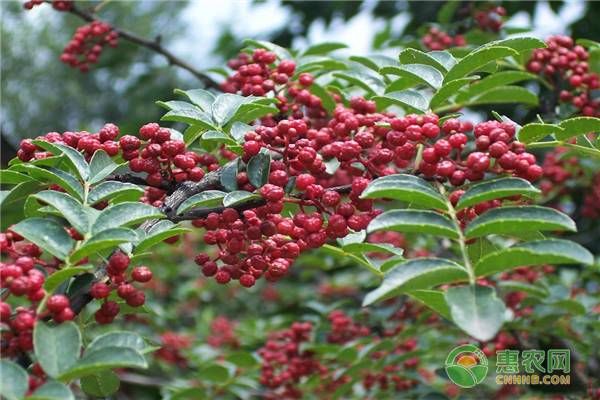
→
(437, 182, 476, 285)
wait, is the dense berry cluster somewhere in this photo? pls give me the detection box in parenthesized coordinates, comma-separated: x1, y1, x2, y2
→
(527, 35, 600, 116)
(207, 316, 239, 348)
(422, 27, 466, 51)
(258, 307, 430, 398)
(90, 252, 153, 324)
(474, 5, 506, 32)
(23, 0, 72, 11)
(60, 21, 118, 72)
(582, 173, 600, 218)
(155, 331, 193, 367)
(126, 122, 218, 190)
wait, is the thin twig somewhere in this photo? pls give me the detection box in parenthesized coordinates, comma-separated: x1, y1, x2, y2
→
(60, 1, 220, 89)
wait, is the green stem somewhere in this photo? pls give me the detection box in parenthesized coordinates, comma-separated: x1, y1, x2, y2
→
(437, 183, 475, 285)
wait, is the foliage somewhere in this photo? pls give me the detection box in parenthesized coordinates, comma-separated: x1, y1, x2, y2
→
(1, 2, 599, 400)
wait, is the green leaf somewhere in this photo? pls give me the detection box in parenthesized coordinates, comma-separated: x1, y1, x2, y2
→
(174, 88, 216, 110)
(0, 360, 28, 400)
(59, 347, 147, 381)
(211, 94, 269, 127)
(134, 220, 189, 253)
(43, 265, 93, 293)
(246, 151, 271, 188)
(445, 285, 507, 341)
(0, 169, 36, 184)
(160, 101, 215, 129)
(399, 48, 453, 72)
(362, 258, 468, 306)
(309, 83, 336, 113)
(87, 181, 143, 205)
(201, 130, 237, 145)
(302, 42, 347, 56)
(32, 190, 89, 234)
(464, 206, 576, 239)
(466, 86, 538, 106)
(373, 90, 430, 113)
(91, 202, 164, 234)
(517, 123, 564, 144)
(34, 322, 81, 378)
(87, 331, 148, 354)
(444, 46, 519, 82)
(88, 150, 119, 184)
(380, 64, 444, 89)
(484, 37, 546, 53)
(333, 71, 385, 95)
(70, 228, 137, 263)
(10, 165, 83, 200)
(437, 0, 459, 23)
(497, 281, 549, 298)
(360, 174, 448, 210)
(367, 210, 459, 239)
(28, 381, 74, 400)
(429, 77, 479, 109)
(350, 55, 397, 72)
(342, 242, 404, 257)
(230, 122, 252, 144)
(177, 190, 226, 213)
(33, 141, 90, 181)
(474, 239, 593, 277)
(80, 371, 120, 397)
(226, 352, 259, 368)
(199, 364, 231, 382)
(0, 180, 45, 230)
(455, 71, 537, 103)
(223, 190, 262, 207)
(220, 159, 239, 192)
(11, 218, 74, 260)
(555, 116, 600, 141)
(408, 289, 451, 320)
(456, 177, 540, 210)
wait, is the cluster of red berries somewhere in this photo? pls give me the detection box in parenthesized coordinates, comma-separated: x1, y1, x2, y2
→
(126, 122, 218, 189)
(0, 232, 77, 389)
(60, 21, 118, 72)
(155, 331, 193, 367)
(23, 0, 72, 11)
(527, 35, 600, 116)
(206, 316, 239, 348)
(582, 172, 600, 218)
(259, 321, 324, 399)
(422, 27, 466, 51)
(474, 5, 506, 32)
(89, 252, 152, 324)
(326, 310, 370, 343)
(222, 49, 327, 121)
(258, 307, 430, 398)
(18, 123, 121, 163)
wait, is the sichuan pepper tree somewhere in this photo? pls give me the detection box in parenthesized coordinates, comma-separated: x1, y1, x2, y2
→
(1, 2, 600, 399)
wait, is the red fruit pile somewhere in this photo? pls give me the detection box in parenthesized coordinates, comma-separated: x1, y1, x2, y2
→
(527, 35, 600, 116)
(474, 5, 506, 32)
(259, 321, 324, 399)
(60, 21, 118, 72)
(155, 331, 193, 367)
(90, 252, 153, 324)
(422, 27, 466, 51)
(126, 122, 218, 188)
(23, 0, 72, 11)
(206, 316, 239, 348)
